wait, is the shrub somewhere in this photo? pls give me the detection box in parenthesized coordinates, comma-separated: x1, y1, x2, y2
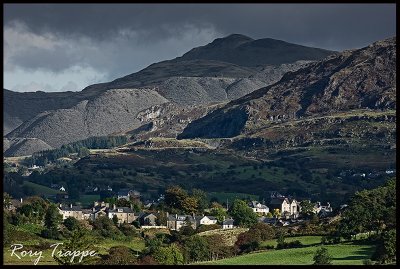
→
(313, 247, 332, 265)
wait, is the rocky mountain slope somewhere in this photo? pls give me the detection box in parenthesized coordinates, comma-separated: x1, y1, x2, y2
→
(4, 138, 53, 157)
(4, 34, 336, 156)
(6, 89, 169, 148)
(179, 37, 396, 139)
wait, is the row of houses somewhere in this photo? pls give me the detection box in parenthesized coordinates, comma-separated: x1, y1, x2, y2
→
(58, 201, 235, 230)
(249, 197, 332, 219)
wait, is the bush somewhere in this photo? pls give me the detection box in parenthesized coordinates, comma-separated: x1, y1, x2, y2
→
(196, 224, 220, 233)
(372, 229, 396, 264)
(313, 247, 332, 265)
(41, 228, 61, 240)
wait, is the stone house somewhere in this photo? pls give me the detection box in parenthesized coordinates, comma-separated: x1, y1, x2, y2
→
(139, 213, 158, 226)
(269, 197, 299, 218)
(107, 205, 137, 224)
(58, 204, 84, 220)
(167, 214, 196, 231)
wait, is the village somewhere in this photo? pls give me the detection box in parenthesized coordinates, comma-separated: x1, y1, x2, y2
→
(48, 188, 334, 231)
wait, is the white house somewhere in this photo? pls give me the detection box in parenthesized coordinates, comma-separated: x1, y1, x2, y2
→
(222, 219, 234, 229)
(59, 186, 66, 192)
(197, 216, 218, 226)
(249, 201, 269, 214)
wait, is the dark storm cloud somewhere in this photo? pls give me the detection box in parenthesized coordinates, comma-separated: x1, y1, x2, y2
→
(4, 3, 396, 50)
(4, 3, 396, 92)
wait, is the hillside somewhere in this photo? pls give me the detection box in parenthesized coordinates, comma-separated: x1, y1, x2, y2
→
(6, 89, 169, 148)
(4, 35, 334, 156)
(179, 37, 396, 139)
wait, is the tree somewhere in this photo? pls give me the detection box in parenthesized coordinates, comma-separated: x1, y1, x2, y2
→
(54, 229, 98, 265)
(99, 246, 137, 265)
(153, 244, 184, 265)
(205, 234, 234, 261)
(17, 196, 48, 224)
(313, 247, 332, 265)
(165, 186, 188, 210)
(192, 188, 208, 212)
(266, 212, 273, 218)
(92, 216, 121, 238)
(42, 203, 63, 239)
(234, 231, 260, 253)
(300, 200, 314, 217)
(183, 235, 210, 263)
(276, 231, 286, 249)
(112, 215, 119, 226)
(63, 217, 81, 231)
(372, 229, 396, 264)
(249, 223, 275, 241)
(156, 211, 167, 226)
(181, 197, 198, 214)
(210, 203, 228, 223)
(339, 178, 396, 239)
(273, 208, 281, 218)
(78, 147, 90, 158)
(229, 199, 258, 227)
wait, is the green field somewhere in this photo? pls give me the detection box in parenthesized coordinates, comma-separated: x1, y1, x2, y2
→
(3, 223, 145, 265)
(260, 235, 322, 248)
(22, 181, 60, 195)
(201, 242, 375, 265)
(78, 194, 101, 207)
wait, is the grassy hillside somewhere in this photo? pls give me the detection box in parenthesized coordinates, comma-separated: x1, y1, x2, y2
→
(201, 242, 375, 265)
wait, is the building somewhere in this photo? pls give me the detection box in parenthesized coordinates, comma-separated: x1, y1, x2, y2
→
(59, 204, 84, 220)
(269, 197, 299, 218)
(167, 214, 196, 230)
(107, 205, 137, 224)
(249, 201, 269, 215)
(59, 186, 66, 192)
(139, 213, 158, 226)
(90, 201, 109, 221)
(313, 202, 333, 217)
(196, 215, 218, 227)
(117, 189, 141, 201)
(222, 219, 234, 229)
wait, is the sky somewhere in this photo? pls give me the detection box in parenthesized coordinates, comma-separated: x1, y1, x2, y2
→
(4, 4, 396, 93)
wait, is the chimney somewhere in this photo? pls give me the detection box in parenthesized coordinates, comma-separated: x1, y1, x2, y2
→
(70, 204, 73, 208)
(166, 212, 169, 218)
(20, 198, 23, 203)
(175, 214, 177, 219)
(113, 204, 117, 210)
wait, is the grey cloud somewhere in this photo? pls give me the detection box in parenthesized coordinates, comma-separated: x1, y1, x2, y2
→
(4, 4, 396, 92)
(4, 4, 396, 50)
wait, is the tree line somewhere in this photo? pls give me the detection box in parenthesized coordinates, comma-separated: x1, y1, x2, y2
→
(26, 136, 128, 166)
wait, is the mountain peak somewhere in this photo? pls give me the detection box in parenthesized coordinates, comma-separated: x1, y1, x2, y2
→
(179, 34, 335, 67)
